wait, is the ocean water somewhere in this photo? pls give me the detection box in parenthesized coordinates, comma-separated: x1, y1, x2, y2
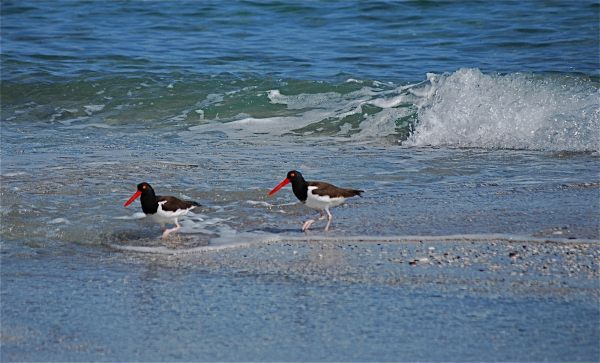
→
(1, 1, 599, 361)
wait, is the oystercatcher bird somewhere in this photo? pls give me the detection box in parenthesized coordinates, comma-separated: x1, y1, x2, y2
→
(123, 182, 200, 238)
(268, 170, 363, 232)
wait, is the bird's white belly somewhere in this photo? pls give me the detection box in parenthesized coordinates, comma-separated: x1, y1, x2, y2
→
(148, 202, 192, 223)
(304, 189, 345, 210)
(148, 213, 176, 224)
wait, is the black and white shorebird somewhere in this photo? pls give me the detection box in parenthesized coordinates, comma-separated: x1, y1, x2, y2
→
(124, 182, 200, 238)
(268, 170, 363, 232)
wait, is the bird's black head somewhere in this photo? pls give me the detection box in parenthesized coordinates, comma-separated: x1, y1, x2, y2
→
(137, 182, 154, 194)
(286, 170, 304, 182)
(268, 170, 306, 197)
(124, 182, 155, 208)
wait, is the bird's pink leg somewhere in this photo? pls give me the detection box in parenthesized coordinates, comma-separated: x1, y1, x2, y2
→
(324, 208, 333, 231)
(302, 219, 315, 232)
(303, 211, 327, 232)
(161, 219, 181, 239)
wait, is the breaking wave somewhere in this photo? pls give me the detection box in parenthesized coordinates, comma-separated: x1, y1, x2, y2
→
(187, 68, 599, 151)
(404, 68, 599, 151)
(3, 68, 598, 151)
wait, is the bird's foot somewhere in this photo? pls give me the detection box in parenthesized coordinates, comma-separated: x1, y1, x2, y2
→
(161, 226, 180, 239)
(302, 219, 315, 232)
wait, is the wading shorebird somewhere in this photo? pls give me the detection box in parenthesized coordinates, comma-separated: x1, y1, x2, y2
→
(124, 182, 200, 238)
(268, 170, 363, 232)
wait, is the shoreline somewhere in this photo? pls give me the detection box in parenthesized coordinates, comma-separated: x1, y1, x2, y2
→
(107, 235, 600, 299)
(3, 235, 598, 362)
(107, 232, 600, 255)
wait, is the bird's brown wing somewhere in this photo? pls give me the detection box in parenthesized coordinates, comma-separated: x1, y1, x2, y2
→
(308, 181, 363, 198)
(157, 195, 201, 212)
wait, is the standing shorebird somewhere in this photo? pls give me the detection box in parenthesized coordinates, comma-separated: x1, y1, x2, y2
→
(268, 170, 363, 232)
(124, 182, 200, 238)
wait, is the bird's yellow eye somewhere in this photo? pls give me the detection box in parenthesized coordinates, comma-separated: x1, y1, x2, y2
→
(142, 184, 147, 189)
(290, 172, 295, 177)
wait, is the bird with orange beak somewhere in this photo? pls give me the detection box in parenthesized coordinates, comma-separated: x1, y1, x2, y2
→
(268, 170, 363, 232)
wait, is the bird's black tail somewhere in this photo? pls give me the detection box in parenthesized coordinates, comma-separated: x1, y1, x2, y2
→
(352, 189, 364, 197)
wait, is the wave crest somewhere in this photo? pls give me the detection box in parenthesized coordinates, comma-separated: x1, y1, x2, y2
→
(404, 68, 599, 151)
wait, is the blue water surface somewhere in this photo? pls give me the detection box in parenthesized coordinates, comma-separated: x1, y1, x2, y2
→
(2, 0, 598, 82)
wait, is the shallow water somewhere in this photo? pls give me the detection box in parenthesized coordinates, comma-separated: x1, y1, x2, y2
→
(1, 0, 599, 361)
(2, 122, 598, 249)
(2, 240, 599, 362)
(2, 121, 599, 361)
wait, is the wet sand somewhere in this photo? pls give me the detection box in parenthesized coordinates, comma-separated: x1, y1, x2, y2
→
(113, 235, 600, 298)
(3, 236, 599, 362)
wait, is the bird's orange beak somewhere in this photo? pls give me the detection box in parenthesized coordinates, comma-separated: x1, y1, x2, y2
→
(124, 190, 141, 207)
(268, 178, 290, 196)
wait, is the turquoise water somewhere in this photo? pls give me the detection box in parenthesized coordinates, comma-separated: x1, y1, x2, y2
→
(1, 1, 599, 361)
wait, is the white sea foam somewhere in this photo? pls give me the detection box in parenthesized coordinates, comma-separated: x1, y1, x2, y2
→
(182, 69, 598, 151)
(49, 218, 70, 224)
(345, 78, 364, 84)
(246, 200, 298, 208)
(246, 200, 274, 207)
(268, 89, 344, 110)
(114, 212, 147, 220)
(178, 215, 232, 235)
(1, 171, 29, 177)
(352, 107, 411, 140)
(187, 111, 331, 138)
(83, 104, 105, 115)
(49, 107, 80, 123)
(166, 110, 191, 123)
(404, 68, 600, 151)
(57, 116, 89, 126)
(64, 123, 116, 129)
(110, 223, 280, 254)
